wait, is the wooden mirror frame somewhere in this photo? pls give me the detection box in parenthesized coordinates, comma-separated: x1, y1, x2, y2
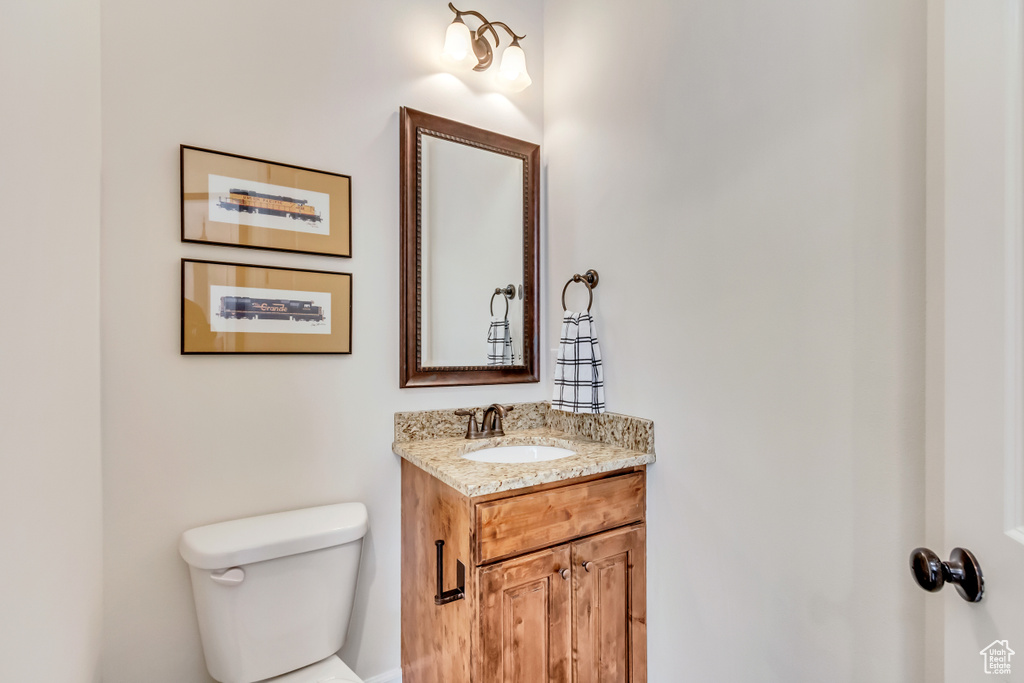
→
(400, 107, 540, 388)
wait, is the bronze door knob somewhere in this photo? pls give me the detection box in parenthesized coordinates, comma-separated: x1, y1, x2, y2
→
(909, 546, 984, 602)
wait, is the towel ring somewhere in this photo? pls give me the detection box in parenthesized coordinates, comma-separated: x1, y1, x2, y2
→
(561, 269, 600, 312)
(490, 284, 514, 318)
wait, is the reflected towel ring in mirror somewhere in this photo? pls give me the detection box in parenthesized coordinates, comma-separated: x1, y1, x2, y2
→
(561, 269, 600, 312)
(490, 284, 514, 319)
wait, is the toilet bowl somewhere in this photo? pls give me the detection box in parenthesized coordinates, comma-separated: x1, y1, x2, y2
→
(263, 655, 361, 683)
(179, 503, 368, 683)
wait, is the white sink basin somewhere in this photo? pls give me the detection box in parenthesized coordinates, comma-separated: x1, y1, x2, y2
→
(463, 445, 576, 464)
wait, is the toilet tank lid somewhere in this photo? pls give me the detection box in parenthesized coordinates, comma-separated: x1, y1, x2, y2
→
(179, 502, 368, 570)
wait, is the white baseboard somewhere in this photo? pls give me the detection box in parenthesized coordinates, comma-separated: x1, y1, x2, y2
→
(363, 668, 401, 683)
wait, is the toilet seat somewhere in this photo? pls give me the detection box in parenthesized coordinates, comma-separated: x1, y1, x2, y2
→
(262, 655, 363, 683)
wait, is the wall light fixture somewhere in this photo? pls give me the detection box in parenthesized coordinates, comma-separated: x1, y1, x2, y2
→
(441, 3, 532, 92)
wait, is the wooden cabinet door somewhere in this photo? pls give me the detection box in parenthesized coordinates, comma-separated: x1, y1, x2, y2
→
(478, 545, 573, 683)
(573, 525, 647, 683)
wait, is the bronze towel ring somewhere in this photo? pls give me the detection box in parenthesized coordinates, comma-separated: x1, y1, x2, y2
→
(561, 269, 600, 312)
(490, 284, 515, 318)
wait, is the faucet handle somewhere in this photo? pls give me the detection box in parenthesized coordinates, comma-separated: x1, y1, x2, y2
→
(454, 409, 483, 440)
(487, 404, 515, 417)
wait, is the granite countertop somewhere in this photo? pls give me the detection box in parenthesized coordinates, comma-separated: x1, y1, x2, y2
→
(392, 402, 656, 497)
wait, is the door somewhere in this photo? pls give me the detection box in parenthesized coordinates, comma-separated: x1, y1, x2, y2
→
(572, 525, 646, 683)
(478, 545, 573, 683)
(939, 0, 1024, 679)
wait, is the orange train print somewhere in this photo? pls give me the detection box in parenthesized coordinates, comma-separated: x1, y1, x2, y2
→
(217, 189, 323, 223)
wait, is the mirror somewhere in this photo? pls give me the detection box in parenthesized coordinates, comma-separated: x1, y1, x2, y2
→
(400, 108, 539, 387)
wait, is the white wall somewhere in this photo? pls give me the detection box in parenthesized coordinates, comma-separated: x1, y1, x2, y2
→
(544, 0, 927, 680)
(99, 1, 545, 681)
(0, 1, 103, 681)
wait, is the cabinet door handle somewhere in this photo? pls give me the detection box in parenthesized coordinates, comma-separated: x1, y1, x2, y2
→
(560, 568, 570, 580)
(582, 561, 593, 572)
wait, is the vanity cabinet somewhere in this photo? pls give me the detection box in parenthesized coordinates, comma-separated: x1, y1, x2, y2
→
(401, 460, 647, 683)
(478, 525, 646, 683)
(477, 544, 572, 682)
(571, 525, 646, 683)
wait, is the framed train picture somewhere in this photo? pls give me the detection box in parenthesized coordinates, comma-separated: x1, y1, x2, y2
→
(181, 145, 351, 257)
(182, 259, 352, 354)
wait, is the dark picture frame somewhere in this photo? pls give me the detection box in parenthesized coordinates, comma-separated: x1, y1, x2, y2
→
(181, 145, 352, 258)
(182, 258, 352, 354)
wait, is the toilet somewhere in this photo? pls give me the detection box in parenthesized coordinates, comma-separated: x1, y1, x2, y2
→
(179, 503, 369, 683)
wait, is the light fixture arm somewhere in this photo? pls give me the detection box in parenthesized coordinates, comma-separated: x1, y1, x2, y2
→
(487, 21, 525, 44)
(448, 3, 500, 47)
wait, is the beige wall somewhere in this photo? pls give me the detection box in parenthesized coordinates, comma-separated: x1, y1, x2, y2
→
(0, 1, 103, 681)
(99, 1, 545, 681)
(544, 0, 927, 679)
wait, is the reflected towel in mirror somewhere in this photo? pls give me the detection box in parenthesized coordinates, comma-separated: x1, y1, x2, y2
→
(552, 311, 605, 414)
(487, 317, 515, 365)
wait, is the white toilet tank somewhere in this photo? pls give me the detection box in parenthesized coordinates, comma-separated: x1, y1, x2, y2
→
(179, 503, 368, 683)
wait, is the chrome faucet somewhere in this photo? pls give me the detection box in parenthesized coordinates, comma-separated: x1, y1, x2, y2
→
(455, 404, 515, 440)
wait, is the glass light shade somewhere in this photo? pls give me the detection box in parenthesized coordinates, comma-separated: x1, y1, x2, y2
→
(498, 44, 526, 78)
(442, 20, 475, 68)
(497, 44, 532, 92)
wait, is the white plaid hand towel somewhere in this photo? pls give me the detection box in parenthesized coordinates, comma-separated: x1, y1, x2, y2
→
(486, 316, 515, 365)
(552, 310, 605, 414)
